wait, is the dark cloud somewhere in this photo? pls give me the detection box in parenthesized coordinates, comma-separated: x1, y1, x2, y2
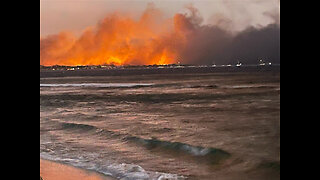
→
(177, 14, 280, 65)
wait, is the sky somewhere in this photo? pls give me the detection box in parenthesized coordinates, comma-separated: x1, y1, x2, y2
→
(40, 0, 280, 37)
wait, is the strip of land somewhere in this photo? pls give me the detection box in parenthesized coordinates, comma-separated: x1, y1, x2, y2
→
(40, 65, 280, 78)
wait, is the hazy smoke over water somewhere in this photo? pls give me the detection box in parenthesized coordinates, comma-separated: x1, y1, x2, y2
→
(40, 3, 280, 66)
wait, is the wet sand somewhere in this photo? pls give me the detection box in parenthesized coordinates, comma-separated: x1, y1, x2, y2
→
(40, 159, 115, 180)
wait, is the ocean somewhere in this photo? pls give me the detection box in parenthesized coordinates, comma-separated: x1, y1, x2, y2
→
(40, 69, 280, 180)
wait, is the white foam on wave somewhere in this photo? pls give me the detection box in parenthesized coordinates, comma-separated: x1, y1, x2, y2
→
(105, 163, 185, 180)
(40, 83, 153, 88)
(181, 145, 210, 156)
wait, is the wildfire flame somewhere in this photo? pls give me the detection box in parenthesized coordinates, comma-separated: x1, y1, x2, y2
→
(40, 5, 193, 66)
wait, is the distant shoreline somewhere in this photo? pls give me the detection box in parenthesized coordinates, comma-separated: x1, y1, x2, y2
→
(40, 65, 280, 78)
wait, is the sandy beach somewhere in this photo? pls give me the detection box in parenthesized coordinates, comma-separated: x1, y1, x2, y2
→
(40, 159, 115, 180)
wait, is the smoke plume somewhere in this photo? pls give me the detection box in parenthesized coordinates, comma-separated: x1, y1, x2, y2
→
(40, 4, 280, 66)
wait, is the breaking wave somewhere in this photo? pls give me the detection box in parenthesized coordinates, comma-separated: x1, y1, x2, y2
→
(58, 122, 230, 163)
(125, 136, 231, 164)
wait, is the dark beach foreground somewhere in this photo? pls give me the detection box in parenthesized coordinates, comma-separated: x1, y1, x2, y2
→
(40, 159, 115, 180)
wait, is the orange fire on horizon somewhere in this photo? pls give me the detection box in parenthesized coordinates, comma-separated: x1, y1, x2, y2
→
(40, 5, 194, 66)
